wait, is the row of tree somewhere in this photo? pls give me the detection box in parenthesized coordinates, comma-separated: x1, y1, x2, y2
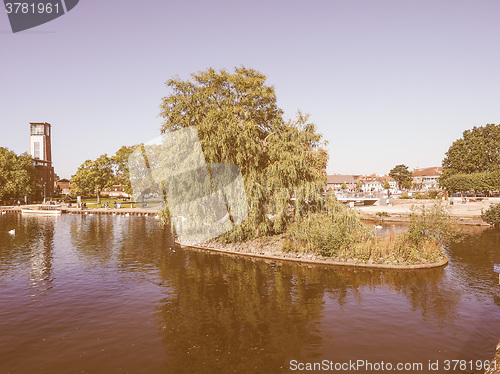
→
(0, 147, 40, 202)
(70, 145, 137, 203)
(386, 124, 500, 194)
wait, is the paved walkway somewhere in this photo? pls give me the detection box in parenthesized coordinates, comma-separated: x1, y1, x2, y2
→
(357, 198, 499, 225)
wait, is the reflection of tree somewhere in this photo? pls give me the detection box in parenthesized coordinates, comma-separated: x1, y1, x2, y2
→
(61, 215, 472, 371)
(115, 217, 175, 270)
(155, 252, 327, 373)
(69, 215, 115, 262)
(149, 245, 466, 373)
(384, 269, 461, 325)
(449, 227, 500, 285)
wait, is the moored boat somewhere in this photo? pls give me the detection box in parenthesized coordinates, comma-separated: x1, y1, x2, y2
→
(21, 205, 62, 215)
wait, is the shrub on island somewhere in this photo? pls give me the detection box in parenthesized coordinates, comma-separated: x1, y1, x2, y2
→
(283, 199, 459, 265)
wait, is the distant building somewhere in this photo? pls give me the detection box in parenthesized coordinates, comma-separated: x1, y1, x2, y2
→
(326, 175, 360, 191)
(412, 167, 443, 190)
(30, 122, 54, 199)
(327, 174, 397, 192)
(101, 184, 130, 198)
(54, 178, 71, 195)
(358, 174, 397, 192)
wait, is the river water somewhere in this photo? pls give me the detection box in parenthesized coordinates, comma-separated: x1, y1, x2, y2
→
(0, 214, 499, 373)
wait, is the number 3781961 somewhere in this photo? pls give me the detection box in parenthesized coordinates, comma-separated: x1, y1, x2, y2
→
(5, 2, 61, 14)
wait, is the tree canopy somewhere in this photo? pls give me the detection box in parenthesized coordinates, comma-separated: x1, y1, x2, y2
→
(0, 147, 39, 202)
(440, 124, 500, 193)
(442, 124, 500, 175)
(389, 164, 412, 189)
(159, 67, 328, 241)
(112, 145, 139, 195)
(71, 154, 114, 202)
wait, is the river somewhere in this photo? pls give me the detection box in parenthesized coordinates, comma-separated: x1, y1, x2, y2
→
(0, 214, 499, 373)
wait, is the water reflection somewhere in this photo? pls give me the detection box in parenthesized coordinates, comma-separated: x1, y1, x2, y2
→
(0, 215, 56, 300)
(0, 215, 499, 373)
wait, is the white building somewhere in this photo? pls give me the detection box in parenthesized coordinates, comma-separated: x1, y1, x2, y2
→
(412, 167, 443, 190)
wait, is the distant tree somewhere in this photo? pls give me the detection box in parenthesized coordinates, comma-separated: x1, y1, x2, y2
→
(383, 181, 391, 190)
(112, 145, 139, 195)
(389, 164, 413, 189)
(442, 124, 500, 175)
(71, 154, 114, 203)
(159, 66, 328, 241)
(356, 182, 362, 191)
(0, 147, 39, 202)
(440, 124, 500, 193)
(341, 183, 347, 190)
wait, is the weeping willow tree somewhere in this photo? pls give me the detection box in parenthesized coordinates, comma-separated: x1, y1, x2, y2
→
(159, 67, 328, 241)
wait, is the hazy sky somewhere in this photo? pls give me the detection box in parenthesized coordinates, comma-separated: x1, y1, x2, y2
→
(1, 0, 499, 179)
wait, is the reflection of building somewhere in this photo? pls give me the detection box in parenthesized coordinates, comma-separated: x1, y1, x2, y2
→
(30, 122, 54, 199)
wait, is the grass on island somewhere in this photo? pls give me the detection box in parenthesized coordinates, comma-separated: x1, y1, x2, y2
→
(282, 199, 460, 265)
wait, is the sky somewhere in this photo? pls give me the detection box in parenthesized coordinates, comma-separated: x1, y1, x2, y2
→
(1, 0, 500, 179)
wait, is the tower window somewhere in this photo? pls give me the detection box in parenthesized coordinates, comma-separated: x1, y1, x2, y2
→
(34, 142, 40, 159)
(31, 124, 44, 135)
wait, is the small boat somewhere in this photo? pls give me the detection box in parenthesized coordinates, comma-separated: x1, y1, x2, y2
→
(21, 205, 62, 215)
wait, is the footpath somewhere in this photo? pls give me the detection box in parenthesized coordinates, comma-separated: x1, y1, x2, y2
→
(358, 198, 499, 226)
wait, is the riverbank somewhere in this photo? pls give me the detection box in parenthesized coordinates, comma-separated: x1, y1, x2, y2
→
(180, 234, 449, 270)
(358, 199, 493, 226)
(0, 205, 160, 216)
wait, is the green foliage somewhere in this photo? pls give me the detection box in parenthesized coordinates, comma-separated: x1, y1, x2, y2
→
(71, 154, 114, 202)
(440, 171, 500, 194)
(399, 194, 412, 199)
(0, 147, 39, 201)
(383, 181, 391, 190)
(428, 190, 438, 199)
(440, 124, 500, 192)
(376, 211, 390, 217)
(284, 200, 457, 265)
(405, 204, 460, 248)
(442, 124, 500, 175)
(159, 67, 328, 241)
(389, 164, 412, 189)
(111, 145, 139, 195)
(285, 198, 373, 257)
(482, 203, 500, 228)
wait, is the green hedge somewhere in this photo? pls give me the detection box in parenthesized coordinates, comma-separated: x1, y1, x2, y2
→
(482, 203, 500, 228)
(440, 171, 500, 194)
